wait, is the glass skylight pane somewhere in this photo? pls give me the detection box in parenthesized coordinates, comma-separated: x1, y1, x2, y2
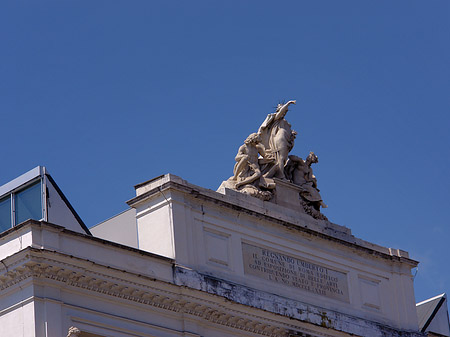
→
(0, 196, 11, 232)
(15, 181, 42, 225)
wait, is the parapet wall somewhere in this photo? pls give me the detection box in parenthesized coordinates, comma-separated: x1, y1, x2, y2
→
(127, 173, 420, 335)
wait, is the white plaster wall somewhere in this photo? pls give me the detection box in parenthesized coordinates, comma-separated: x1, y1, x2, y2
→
(34, 297, 63, 337)
(0, 298, 35, 337)
(0, 221, 422, 337)
(90, 209, 137, 248)
(135, 193, 174, 258)
(0, 229, 33, 260)
(0, 223, 173, 285)
(130, 185, 420, 332)
(191, 197, 417, 330)
(54, 231, 173, 282)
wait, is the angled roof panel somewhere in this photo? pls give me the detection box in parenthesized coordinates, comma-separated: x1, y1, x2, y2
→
(417, 293, 450, 336)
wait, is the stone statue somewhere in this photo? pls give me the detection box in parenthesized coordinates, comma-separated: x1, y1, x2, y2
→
(219, 100, 328, 220)
(227, 133, 273, 200)
(285, 152, 328, 220)
(231, 133, 270, 189)
(67, 326, 81, 337)
(258, 100, 297, 180)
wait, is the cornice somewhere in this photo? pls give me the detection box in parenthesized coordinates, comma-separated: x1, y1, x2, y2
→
(0, 219, 173, 264)
(127, 179, 418, 267)
(174, 266, 425, 337)
(0, 248, 334, 337)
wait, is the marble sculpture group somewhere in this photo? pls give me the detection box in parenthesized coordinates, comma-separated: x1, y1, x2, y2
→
(226, 100, 327, 220)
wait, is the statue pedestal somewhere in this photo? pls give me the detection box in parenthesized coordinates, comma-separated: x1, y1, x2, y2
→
(219, 178, 305, 211)
(272, 178, 302, 210)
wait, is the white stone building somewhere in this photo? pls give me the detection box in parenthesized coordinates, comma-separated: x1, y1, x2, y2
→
(0, 167, 448, 337)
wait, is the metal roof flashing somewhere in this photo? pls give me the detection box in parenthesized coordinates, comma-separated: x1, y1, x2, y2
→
(0, 166, 46, 197)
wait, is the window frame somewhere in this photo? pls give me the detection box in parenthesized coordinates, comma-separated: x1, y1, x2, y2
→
(0, 194, 12, 232)
(0, 177, 45, 229)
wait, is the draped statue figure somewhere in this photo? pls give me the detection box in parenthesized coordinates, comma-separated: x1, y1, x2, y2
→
(258, 100, 297, 180)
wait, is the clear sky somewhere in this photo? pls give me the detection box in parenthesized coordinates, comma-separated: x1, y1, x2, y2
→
(1, 1, 449, 304)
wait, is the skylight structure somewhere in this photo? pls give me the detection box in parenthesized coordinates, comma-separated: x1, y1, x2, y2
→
(0, 166, 90, 235)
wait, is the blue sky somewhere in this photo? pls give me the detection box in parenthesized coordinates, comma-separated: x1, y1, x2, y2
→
(1, 1, 449, 303)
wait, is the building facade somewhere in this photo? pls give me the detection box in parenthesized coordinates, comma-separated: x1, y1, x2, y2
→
(1, 168, 447, 336)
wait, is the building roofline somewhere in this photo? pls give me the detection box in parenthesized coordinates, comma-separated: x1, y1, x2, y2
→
(90, 208, 134, 229)
(134, 174, 165, 189)
(44, 173, 91, 236)
(417, 293, 447, 307)
(419, 294, 447, 333)
(0, 219, 174, 263)
(0, 166, 45, 197)
(128, 176, 419, 267)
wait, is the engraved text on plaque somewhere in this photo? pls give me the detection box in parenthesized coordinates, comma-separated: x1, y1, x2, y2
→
(242, 243, 349, 302)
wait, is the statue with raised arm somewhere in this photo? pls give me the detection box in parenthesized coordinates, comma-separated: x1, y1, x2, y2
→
(285, 152, 328, 220)
(219, 99, 328, 217)
(67, 327, 81, 337)
(258, 100, 297, 180)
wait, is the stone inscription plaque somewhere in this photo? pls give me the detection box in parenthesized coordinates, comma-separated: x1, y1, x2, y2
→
(242, 243, 349, 302)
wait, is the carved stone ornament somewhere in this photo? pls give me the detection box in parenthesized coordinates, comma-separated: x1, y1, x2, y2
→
(223, 100, 327, 220)
(0, 251, 420, 337)
(67, 326, 81, 337)
(2, 255, 299, 337)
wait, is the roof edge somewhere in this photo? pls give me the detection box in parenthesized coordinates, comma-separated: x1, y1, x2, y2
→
(45, 173, 92, 236)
